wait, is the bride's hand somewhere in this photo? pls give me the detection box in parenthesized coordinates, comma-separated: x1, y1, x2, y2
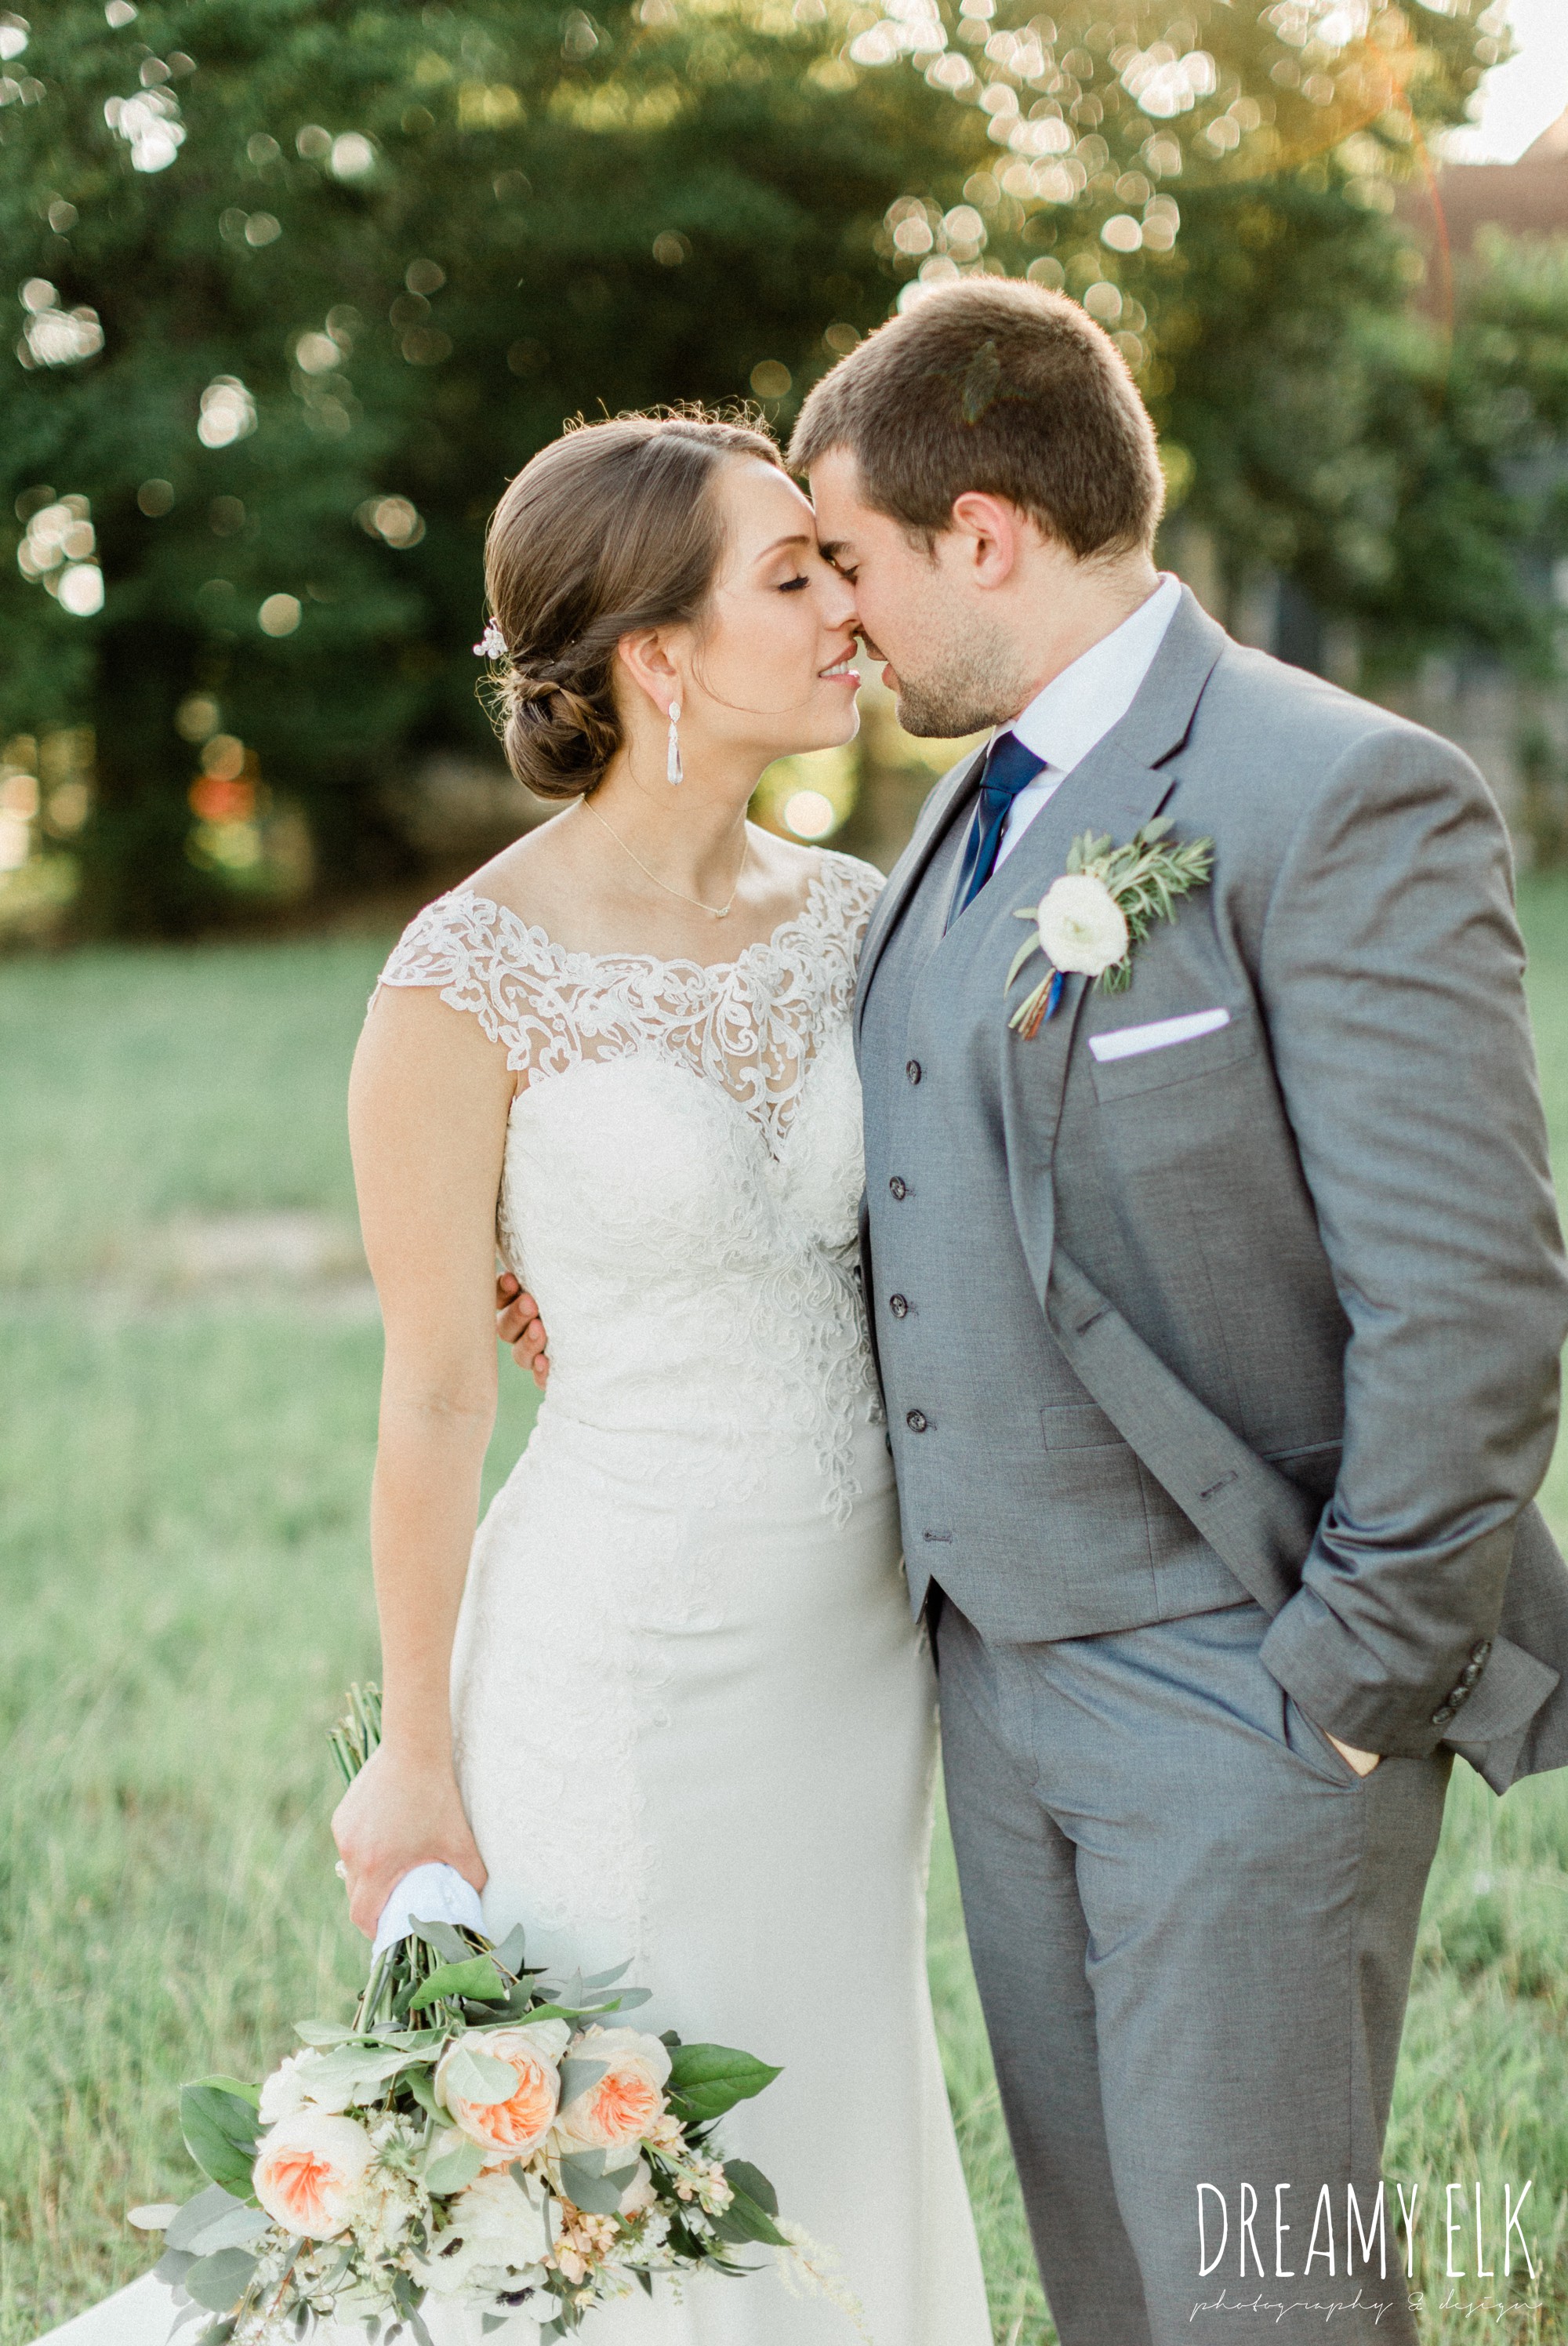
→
(496, 1269, 550, 1389)
(332, 1741, 488, 1940)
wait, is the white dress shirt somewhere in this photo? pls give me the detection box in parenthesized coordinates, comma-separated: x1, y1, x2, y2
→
(990, 572, 1182, 872)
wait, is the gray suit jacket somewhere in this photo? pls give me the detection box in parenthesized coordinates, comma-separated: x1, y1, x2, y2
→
(856, 588, 1568, 1792)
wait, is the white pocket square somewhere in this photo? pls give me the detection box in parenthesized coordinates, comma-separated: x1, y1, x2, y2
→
(1088, 1007, 1231, 1063)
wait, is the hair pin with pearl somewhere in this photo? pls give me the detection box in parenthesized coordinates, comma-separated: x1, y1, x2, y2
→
(473, 618, 506, 659)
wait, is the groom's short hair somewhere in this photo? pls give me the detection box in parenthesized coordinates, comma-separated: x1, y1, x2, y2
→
(789, 278, 1164, 558)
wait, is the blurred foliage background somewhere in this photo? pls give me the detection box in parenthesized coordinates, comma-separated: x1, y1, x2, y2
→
(2, 0, 1568, 935)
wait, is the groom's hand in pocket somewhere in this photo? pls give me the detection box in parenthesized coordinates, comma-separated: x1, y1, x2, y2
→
(1328, 1734, 1381, 1778)
(496, 1269, 550, 1388)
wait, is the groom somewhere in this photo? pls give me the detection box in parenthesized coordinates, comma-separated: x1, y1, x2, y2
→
(502, 279, 1568, 2343)
(784, 280, 1568, 2344)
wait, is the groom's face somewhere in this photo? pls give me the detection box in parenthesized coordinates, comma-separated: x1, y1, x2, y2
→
(809, 448, 1020, 739)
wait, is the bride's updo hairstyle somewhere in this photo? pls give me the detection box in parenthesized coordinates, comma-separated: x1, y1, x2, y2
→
(482, 409, 782, 799)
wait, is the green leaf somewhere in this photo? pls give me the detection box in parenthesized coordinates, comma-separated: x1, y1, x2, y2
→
(557, 2057, 608, 2104)
(722, 2159, 778, 2217)
(183, 2247, 257, 2314)
(491, 1925, 529, 1977)
(559, 2151, 638, 2215)
(408, 1919, 474, 1965)
(1005, 935, 1040, 991)
(408, 1955, 507, 2011)
(179, 2089, 260, 2200)
(292, 2021, 354, 2049)
(423, 2128, 488, 2196)
(405, 2067, 441, 2121)
(665, 2044, 782, 2125)
(441, 2044, 516, 2104)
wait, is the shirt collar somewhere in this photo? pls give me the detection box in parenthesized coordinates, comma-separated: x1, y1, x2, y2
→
(1004, 572, 1182, 776)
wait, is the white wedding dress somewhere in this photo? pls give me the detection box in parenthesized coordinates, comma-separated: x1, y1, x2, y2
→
(38, 849, 990, 2346)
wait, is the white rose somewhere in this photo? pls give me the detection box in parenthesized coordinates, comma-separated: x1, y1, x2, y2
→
(257, 2049, 339, 2125)
(252, 2111, 376, 2240)
(550, 2026, 672, 2162)
(1037, 873, 1129, 979)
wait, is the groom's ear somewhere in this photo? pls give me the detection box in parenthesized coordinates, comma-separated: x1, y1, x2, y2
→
(945, 492, 1032, 590)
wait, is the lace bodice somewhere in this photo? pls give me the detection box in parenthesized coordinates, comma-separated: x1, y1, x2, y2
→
(376, 852, 886, 1519)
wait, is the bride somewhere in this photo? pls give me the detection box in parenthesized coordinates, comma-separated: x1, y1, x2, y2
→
(38, 411, 990, 2345)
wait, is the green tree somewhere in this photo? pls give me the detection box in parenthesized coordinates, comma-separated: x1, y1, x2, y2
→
(2, 0, 1553, 935)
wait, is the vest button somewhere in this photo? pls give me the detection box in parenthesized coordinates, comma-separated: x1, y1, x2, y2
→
(906, 1059, 923, 1084)
(889, 1176, 908, 1200)
(906, 1409, 929, 1433)
(889, 1294, 909, 1319)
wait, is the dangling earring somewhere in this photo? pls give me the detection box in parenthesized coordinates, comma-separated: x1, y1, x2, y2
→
(666, 698, 683, 787)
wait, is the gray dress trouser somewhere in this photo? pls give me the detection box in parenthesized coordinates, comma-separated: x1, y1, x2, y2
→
(936, 1596, 1451, 2346)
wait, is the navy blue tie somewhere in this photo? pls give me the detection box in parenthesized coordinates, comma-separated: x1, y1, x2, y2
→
(949, 731, 1047, 924)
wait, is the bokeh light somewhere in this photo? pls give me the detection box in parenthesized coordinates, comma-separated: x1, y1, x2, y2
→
(103, 85, 186, 172)
(259, 594, 302, 637)
(782, 790, 838, 841)
(15, 282, 104, 369)
(198, 377, 258, 448)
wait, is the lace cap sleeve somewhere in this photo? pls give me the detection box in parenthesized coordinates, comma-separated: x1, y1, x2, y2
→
(373, 890, 567, 1078)
(815, 850, 885, 957)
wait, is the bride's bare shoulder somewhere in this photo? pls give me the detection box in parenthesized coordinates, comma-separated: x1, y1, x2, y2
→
(456, 803, 585, 934)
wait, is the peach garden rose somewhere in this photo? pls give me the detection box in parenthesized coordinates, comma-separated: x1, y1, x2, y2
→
(435, 2019, 571, 2161)
(551, 2025, 672, 2160)
(252, 2110, 376, 2239)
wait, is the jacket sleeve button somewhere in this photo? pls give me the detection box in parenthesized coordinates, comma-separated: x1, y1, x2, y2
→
(889, 1176, 908, 1200)
(889, 1294, 909, 1319)
(906, 1059, 923, 1084)
(906, 1409, 929, 1433)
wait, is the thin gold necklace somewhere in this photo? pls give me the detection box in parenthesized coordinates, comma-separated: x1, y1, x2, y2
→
(583, 796, 746, 921)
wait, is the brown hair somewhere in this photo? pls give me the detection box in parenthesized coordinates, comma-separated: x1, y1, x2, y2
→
(789, 279, 1163, 558)
(482, 409, 782, 799)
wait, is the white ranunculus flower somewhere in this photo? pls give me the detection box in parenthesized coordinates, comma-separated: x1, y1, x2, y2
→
(258, 2048, 338, 2125)
(420, 2168, 552, 2296)
(252, 2111, 376, 2239)
(1037, 873, 1129, 979)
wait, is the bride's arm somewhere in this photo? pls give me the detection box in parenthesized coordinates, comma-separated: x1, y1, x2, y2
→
(333, 985, 516, 1937)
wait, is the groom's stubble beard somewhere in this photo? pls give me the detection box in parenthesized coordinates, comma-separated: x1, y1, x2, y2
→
(879, 610, 1036, 742)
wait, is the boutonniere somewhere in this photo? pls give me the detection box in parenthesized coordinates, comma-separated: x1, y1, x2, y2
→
(1005, 818, 1214, 1039)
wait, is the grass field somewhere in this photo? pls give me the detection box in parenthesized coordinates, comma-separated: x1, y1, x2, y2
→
(2, 884, 1568, 2345)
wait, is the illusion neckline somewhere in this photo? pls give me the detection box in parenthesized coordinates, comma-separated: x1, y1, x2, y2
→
(445, 855, 845, 986)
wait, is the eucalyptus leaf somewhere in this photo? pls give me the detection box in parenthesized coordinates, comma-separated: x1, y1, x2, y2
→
(580, 1959, 631, 1991)
(423, 2128, 488, 2196)
(405, 2067, 441, 2120)
(556, 2058, 608, 2105)
(293, 2021, 355, 2048)
(127, 2203, 180, 2232)
(294, 2045, 412, 2103)
(183, 2246, 258, 2314)
(408, 1955, 506, 2011)
(153, 2247, 197, 2288)
(443, 2045, 517, 2104)
(178, 2202, 272, 2257)
(491, 1925, 528, 1977)
(409, 1919, 474, 1964)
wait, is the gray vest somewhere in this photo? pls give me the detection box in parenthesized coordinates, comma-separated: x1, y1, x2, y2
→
(860, 791, 1243, 1643)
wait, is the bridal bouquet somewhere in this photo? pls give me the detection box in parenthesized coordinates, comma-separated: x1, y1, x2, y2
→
(132, 1687, 804, 2344)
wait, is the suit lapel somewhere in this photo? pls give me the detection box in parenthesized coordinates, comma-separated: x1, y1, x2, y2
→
(855, 744, 984, 1035)
(855, 586, 1226, 1037)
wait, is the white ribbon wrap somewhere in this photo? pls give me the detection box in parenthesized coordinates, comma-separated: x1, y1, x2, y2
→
(372, 1861, 486, 1959)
